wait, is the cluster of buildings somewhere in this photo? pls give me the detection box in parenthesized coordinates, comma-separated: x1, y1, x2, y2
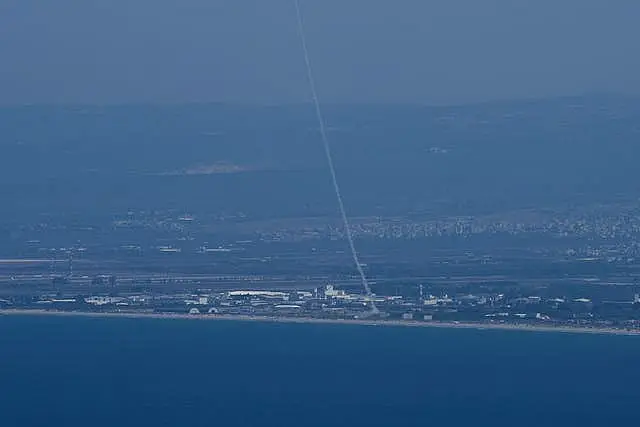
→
(8, 283, 639, 329)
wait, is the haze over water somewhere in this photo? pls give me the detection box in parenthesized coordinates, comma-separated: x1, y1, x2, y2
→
(1, 315, 638, 427)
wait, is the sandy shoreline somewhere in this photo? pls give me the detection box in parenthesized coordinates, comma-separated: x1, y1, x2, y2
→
(2, 308, 640, 336)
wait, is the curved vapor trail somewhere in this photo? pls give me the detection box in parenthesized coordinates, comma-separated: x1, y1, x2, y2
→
(293, 0, 378, 314)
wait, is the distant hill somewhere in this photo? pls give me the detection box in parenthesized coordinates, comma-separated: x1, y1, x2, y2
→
(1, 95, 639, 219)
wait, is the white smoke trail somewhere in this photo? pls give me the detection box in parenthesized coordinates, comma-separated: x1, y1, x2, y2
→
(294, 0, 378, 314)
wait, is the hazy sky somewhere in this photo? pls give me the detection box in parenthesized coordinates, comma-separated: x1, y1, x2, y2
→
(1, 0, 639, 105)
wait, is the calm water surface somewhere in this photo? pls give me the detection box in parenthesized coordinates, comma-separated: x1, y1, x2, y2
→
(1, 315, 639, 427)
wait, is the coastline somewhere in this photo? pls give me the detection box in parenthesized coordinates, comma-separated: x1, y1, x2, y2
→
(2, 308, 640, 336)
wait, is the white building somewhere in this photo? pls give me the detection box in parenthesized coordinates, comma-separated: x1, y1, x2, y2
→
(84, 296, 124, 306)
(324, 285, 346, 298)
(227, 290, 288, 299)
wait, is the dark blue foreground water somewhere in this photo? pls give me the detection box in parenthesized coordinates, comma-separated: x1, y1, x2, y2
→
(1, 316, 639, 427)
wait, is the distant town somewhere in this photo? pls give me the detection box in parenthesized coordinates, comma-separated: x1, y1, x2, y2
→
(3, 99, 640, 333)
(3, 280, 640, 334)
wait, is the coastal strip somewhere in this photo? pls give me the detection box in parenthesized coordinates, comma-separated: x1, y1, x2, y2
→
(2, 309, 640, 336)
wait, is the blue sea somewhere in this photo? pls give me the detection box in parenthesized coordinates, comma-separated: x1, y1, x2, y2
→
(1, 316, 639, 427)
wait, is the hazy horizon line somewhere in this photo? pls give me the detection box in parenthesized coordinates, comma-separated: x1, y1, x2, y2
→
(0, 92, 636, 110)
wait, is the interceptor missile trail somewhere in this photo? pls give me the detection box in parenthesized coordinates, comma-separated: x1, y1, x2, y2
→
(293, 0, 379, 314)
